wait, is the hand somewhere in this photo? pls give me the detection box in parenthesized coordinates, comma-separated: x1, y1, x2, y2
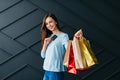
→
(74, 29, 83, 40)
(41, 37, 52, 52)
(43, 37, 52, 47)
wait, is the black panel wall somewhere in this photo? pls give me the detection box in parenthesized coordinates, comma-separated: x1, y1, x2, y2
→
(0, 0, 120, 80)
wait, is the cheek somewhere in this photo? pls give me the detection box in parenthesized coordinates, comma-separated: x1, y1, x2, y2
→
(45, 22, 57, 30)
(52, 23, 57, 28)
(46, 26, 50, 30)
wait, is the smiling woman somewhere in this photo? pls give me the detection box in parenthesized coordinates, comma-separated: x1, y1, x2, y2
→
(40, 13, 83, 80)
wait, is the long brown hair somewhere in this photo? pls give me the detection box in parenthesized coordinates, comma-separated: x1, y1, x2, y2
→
(41, 13, 61, 46)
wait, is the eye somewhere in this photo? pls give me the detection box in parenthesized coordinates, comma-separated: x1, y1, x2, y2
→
(45, 23, 48, 26)
(49, 21, 52, 23)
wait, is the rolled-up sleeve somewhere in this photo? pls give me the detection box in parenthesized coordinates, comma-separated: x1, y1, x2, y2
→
(41, 51, 46, 59)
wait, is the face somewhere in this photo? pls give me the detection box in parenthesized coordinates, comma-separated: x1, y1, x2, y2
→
(45, 17, 57, 31)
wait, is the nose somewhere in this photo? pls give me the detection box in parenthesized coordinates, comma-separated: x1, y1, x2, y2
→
(46, 23, 51, 28)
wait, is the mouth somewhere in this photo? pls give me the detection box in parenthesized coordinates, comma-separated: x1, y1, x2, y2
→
(48, 26, 54, 30)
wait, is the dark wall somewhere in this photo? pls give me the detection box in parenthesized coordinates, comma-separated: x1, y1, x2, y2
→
(0, 0, 120, 80)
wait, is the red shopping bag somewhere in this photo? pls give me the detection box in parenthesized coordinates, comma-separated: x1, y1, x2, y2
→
(68, 44, 89, 74)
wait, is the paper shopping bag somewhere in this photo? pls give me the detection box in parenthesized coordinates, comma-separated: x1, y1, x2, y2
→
(72, 37, 88, 69)
(63, 40, 72, 67)
(72, 37, 98, 69)
(68, 44, 89, 74)
(79, 37, 98, 67)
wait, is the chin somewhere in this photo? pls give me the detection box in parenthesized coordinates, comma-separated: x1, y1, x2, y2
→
(48, 27, 56, 31)
(50, 28, 56, 31)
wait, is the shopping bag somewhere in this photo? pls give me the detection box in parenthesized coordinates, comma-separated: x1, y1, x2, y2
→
(63, 37, 98, 74)
(63, 40, 72, 67)
(79, 37, 98, 67)
(68, 44, 89, 74)
(72, 37, 88, 69)
(72, 37, 98, 69)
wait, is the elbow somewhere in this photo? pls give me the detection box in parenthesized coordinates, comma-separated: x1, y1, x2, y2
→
(41, 54, 45, 59)
(41, 51, 46, 59)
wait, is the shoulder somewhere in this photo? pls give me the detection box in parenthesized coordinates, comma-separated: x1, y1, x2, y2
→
(61, 32, 69, 40)
(61, 32, 68, 36)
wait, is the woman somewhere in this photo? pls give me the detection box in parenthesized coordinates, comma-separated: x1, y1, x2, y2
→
(40, 13, 83, 80)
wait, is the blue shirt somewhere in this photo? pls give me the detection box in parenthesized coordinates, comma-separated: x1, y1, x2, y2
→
(41, 32, 69, 72)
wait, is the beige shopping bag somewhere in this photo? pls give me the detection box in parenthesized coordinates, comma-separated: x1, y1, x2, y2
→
(72, 37, 88, 69)
(63, 40, 72, 67)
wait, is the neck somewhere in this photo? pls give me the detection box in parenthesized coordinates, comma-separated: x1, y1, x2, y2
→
(52, 29, 61, 34)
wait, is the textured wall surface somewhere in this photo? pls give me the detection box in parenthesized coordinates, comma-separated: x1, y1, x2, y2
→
(0, 0, 120, 80)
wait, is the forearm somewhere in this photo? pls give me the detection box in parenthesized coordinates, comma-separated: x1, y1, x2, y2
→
(41, 44, 47, 52)
(41, 44, 47, 58)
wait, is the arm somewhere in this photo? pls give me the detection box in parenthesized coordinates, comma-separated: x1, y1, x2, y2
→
(41, 37, 51, 58)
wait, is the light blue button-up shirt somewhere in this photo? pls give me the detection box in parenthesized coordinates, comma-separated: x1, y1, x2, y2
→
(41, 32, 69, 72)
